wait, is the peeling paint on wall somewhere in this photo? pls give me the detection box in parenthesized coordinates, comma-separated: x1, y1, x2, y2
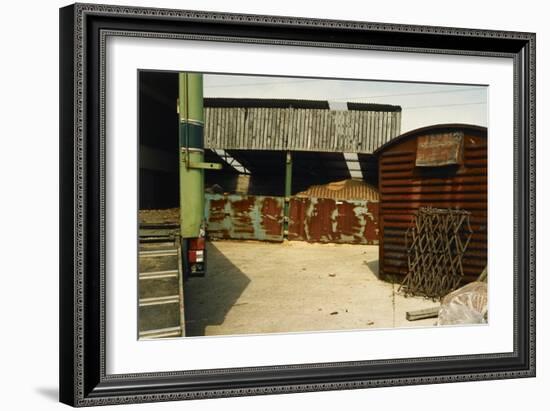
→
(205, 194, 285, 241)
(288, 197, 379, 244)
(205, 194, 379, 245)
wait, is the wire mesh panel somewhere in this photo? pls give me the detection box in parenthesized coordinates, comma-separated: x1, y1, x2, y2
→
(399, 207, 473, 299)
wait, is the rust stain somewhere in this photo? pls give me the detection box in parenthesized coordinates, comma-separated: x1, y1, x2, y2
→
(206, 194, 378, 245)
(205, 194, 284, 241)
(416, 132, 464, 167)
(261, 197, 284, 237)
(208, 199, 228, 224)
(287, 198, 307, 241)
(288, 197, 379, 245)
(362, 202, 379, 241)
(231, 198, 255, 234)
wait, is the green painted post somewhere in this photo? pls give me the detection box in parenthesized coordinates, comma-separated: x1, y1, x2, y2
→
(179, 73, 204, 238)
(284, 151, 292, 236)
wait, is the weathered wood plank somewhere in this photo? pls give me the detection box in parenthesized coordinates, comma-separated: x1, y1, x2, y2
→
(406, 307, 440, 321)
(203, 106, 401, 153)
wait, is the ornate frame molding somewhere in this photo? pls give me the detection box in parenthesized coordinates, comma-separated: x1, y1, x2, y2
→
(60, 3, 535, 406)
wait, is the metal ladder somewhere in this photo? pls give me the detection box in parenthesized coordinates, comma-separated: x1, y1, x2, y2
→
(138, 232, 185, 339)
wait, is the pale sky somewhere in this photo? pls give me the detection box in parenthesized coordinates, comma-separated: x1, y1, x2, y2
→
(204, 74, 487, 133)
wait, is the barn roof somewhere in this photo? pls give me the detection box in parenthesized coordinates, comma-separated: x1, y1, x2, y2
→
(204, 98, 402, 112)
(204, 98, 403, 154)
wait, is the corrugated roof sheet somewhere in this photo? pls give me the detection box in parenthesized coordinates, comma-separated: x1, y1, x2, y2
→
(204, 98, 329, 110)
(346, 102, 402, 112)
(204, 98, 401, 112)
(204, 102, 402, 154)
(295, 179, 379, 201)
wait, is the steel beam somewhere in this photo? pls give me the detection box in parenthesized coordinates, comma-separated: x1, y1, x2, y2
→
(178, 73, 205, 238)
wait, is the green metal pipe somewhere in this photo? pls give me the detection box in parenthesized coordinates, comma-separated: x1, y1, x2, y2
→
(179, 73, 204, 238)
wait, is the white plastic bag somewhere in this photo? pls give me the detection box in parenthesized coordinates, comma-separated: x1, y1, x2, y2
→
(437, 281, 487, 326)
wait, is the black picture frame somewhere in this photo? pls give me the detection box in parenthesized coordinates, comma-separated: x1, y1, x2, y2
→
(59, 3, 536, 407)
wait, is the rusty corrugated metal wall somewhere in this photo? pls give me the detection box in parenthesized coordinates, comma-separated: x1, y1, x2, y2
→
(203, 99, 401, 154)
(375, 124, 487, 282)
(204, 194, 379, 245)
(288, 198, 379, 244)
(205, 194, 285, 242)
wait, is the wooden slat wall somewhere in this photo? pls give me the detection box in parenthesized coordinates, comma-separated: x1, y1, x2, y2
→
(204, 107, 401, 154)
(377, 126, 487, 282)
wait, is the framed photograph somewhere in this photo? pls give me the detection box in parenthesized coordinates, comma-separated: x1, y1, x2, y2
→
(59, 2, 535, 407)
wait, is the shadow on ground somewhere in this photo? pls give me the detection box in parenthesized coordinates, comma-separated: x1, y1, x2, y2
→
(366, 259, 379, 279)
(184, 241, 250, 336)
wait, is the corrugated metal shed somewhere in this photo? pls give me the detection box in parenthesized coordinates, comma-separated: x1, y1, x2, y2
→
(295, 179, 379, 201)
(203, 98, 401, 154)
(375, 124, 487, 282)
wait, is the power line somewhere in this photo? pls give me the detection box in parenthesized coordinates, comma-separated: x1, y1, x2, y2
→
(205, 82, 485, 100)
(331, 87, 485, 101)
(204, 79, 316, 89)
(402, 101, 487, 110)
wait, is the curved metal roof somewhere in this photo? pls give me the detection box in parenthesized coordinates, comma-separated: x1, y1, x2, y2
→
(295, 179, 379, 201)
(373, 123, 487, 156)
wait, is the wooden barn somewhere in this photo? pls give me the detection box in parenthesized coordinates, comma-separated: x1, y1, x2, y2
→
(374, 124, 487, 283)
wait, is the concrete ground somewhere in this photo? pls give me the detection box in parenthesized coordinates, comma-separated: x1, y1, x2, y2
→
(184, 240, 439, 337)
